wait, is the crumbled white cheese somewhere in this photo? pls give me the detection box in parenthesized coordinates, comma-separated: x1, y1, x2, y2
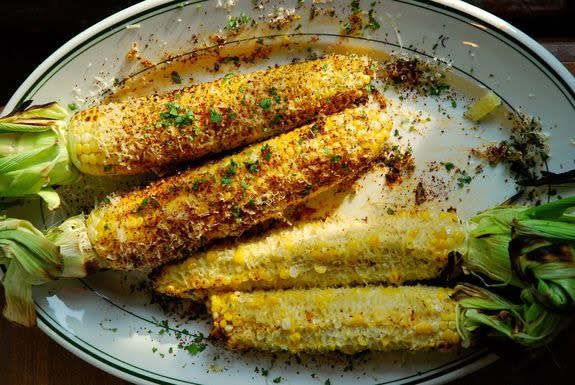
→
(266, 7, 298, 28)
(216, 0, 237, 10)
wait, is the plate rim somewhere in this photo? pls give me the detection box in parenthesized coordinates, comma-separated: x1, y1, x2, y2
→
(5, 0, 573, 384)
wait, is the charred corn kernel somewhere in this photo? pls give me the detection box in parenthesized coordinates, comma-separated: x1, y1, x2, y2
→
(209, 286, 460, 353)
(87, 105, 391, 270)
(153, 209, 463, 298)
(69, 55, 373, 175)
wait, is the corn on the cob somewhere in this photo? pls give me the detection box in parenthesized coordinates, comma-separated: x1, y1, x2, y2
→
(209, 286, 460, 353)
(86, 105, 391, 270)
(69, 55, 373, 175)
(153, 210, 465, 298)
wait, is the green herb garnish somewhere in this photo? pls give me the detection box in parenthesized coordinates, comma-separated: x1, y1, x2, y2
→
(209, 108, 223, 124)
(158, 102, 194, 127)
(171, 71, 182, 84)
(259, 98, 272, 111)
(226, 13, 252, 31)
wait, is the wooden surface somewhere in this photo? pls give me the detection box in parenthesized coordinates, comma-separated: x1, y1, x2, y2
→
(1, 1, 575, 385)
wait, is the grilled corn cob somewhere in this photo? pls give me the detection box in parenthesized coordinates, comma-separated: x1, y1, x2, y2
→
(209, 286, 460, 353)
(86, 105, 391, 270)
(153, 210, 465, 298)
(69, 55, 373, 175)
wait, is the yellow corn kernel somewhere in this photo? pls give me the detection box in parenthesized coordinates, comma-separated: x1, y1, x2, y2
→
(209, 286, 460, 353)
(414, 322, 435, 335)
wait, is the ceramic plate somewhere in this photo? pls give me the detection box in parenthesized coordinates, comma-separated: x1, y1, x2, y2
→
(3, 0, 575, 384)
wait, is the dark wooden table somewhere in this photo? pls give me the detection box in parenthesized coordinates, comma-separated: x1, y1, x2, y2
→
(1, 1, 574, 384)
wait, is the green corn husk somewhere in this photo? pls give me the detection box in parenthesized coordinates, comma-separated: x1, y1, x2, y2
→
(0, 218, 62, 326)
(453, 283, 569, 348)
(0, 102, 79, 209)
(465, 196, 575, 312)
(508, 235, 575, 313)
(0, 215, 94, 326)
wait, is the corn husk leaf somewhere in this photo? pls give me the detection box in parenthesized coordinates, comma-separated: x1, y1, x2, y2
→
(465, 196, 575, 312)
(45, 214, 97, 278)
(0, 218, 62, 326)
(2, 261, 36, 327)
(0, 102, 79, 209)
(466, 197, 575, 285)
(0, 215, 94, 326)
(454, 283, 568, 348)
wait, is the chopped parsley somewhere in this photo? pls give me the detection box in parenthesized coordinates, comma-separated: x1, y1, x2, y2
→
(269, 87, 281, 103)
(386, 207, 395, 215)
(209, 108, 223, 124)
(366, 9, 380, 30)
(232, 206, 240, 217)
(157, 102, 195, 127)
(343, 22, 353, 34)
(428, 83, 450, 96)
(273, 377, 282, 383)
(192, 178, 205, 191)
(226, 13, 252, 31)
(67, 103, 78, 111)
(457, 173, 472, 188)
(301, 184, 313, 197)
(271, 114, 284, 125)
(244, 159, 260, 174)
(441, 161, 455, 172)
(259, 98, 272, 111)
(171, 71, 182, 84)
(227, 159, 238, 176)
(137, 198, 149, 213)
(306, 47, 318, 60)
(223, 73, 235, 82)
(221, 159, 238, 186)
(260, 144, 272, 161)
(183, 332, 207, 356)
